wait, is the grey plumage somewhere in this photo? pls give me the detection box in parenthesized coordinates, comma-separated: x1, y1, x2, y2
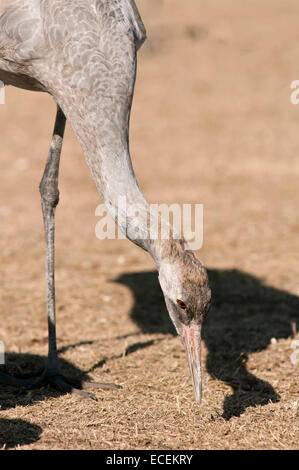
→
(0, 0, 211, 404)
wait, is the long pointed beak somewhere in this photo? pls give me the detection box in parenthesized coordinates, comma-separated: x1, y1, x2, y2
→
(181, 323, 202, 404)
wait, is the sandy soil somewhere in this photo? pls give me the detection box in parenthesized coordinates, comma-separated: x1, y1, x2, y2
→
(0, 0, 298, 450)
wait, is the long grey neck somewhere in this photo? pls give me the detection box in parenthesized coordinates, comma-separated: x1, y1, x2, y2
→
(48, 57, 182, 268)
(87, 137, 182, 267)
(51, 90, 184, 269)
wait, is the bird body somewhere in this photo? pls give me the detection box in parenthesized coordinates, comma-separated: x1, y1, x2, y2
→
(0, 0, 210, 404)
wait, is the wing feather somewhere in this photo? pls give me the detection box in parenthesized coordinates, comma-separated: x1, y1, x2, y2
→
(95, 0, 146, 50)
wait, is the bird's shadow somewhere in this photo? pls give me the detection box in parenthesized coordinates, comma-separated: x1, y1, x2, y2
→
(114, 268, 298, 420)
(1, 268, 297, 422)
(0, 343, 96, 411)
(0, 338, 156, 411)
(0, 418, 42, 449)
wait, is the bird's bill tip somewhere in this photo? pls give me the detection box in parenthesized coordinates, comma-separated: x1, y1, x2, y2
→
(181, 322, 202, 405)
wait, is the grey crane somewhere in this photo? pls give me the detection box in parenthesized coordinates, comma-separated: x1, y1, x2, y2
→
(0, 0, 211, 404)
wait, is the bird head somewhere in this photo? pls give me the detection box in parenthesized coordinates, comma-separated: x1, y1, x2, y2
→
(158, 249, 211, 404)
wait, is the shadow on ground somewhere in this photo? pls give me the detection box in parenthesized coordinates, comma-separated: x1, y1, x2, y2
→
(1, 268, 297, 421)
(0, 338, 154, 411)
(0, 418, 42, 449)
(114, 268, 298, 419)
(0, 343, 96, 411)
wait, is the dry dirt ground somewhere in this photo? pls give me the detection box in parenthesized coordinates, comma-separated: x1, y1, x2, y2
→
(0, 0, 298, 450)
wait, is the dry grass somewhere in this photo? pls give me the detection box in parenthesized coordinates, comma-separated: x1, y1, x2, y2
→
(0, 0, 298, 450)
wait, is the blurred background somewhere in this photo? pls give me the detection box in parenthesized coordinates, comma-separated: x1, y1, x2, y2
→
(0, 0, 298, 450)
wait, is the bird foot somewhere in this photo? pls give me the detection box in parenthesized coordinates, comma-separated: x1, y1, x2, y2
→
(0, 368, 121, 400)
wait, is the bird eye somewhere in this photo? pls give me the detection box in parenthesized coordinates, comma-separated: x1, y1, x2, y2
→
(176, 299, 186, 310)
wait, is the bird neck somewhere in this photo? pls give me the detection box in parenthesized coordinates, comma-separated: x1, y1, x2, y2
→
(89, 143, 185, 266)
(63, 119, 184, 265)
(46, 44, 184, 265)
(49, 95, 187, 269)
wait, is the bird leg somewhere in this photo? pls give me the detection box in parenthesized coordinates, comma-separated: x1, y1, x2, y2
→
(39, 104, 66, 380)
(0, 106, 120, 399)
